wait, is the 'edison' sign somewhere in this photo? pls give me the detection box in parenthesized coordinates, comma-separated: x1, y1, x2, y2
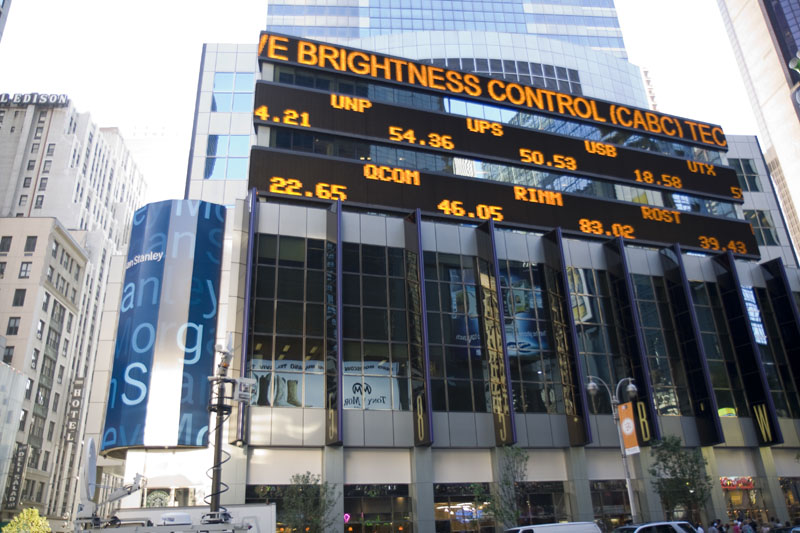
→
(101, 200, 225, 455)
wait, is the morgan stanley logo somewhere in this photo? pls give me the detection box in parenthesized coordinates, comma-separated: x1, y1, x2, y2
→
(125, 251, 164, 270)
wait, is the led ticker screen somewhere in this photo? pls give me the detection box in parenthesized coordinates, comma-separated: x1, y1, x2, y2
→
(258, 32, 728, 149)
(254, 82, 743, 202)
(249, 147, 759, 258)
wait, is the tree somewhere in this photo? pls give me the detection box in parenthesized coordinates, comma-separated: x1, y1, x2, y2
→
(472, 445, 530, 530)
(280, 471, 340, 533)
(2, 508, 52, 533)
(648, 435, 713, 521)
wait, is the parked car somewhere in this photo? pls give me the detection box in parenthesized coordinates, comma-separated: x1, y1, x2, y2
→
(506, 521, 604, 533)
(613, 521, 697, 533)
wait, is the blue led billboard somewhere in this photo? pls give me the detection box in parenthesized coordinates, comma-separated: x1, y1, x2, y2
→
(101, 200, 225, 455)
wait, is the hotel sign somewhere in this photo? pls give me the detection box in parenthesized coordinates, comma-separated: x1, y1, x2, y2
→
(0, 93, 69, 106)
(65, 377, 85, 442)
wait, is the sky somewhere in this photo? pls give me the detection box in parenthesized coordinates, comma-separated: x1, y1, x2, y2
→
(0, 0, 760, 204)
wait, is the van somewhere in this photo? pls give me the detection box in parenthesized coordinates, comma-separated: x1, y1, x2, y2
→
(506, 521, 603, 533)
(613, 522, 697, 533)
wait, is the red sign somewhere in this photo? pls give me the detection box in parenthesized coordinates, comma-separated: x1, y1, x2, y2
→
(720, 477, 754, 490)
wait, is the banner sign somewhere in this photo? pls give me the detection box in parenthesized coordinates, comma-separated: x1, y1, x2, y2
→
(721, 476, 754, 490)
(101, 200, 225, 456)
(4, 444, 27, 509)
(618, 401, 640, 455)
(258, 32, 727, 149)
(65, 377, 85, 442)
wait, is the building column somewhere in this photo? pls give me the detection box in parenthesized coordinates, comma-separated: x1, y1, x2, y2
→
(410, 447, 435, 532)
(565, 447, 594, 521)
(701, 447, 729, 523)
(323, 446, 344, 533)
(756, 447, 789, 523)
(630, 447, 665, 522)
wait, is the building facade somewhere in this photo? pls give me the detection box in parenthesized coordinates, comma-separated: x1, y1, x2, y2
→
(83, 24, 800, 533)
(265, 0, 629, 58)
(717, 0, 800, 252)
(0, 95, 146, 525)
(81, 2, 800, 532)
(0, 217, 88, 524)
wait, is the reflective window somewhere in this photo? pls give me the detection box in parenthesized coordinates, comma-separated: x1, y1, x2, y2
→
(204, 135, 251, 180)
(632, 274, 692, 416)
(744, 209, 780, 246)
(249, 234, 330, 408)
(211, 72, 254, 112)
(728, 158, 762, 192)
(341, 243, 411, 411)
(568, 268, 631, 414)
(433, 483, 494, 532)
(690, 281, 747, 417)
(753, 287, 800, 418)
(425, 251, 488, 412)
(500, 259, 563, 414)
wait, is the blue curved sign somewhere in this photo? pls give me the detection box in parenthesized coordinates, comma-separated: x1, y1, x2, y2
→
(101, 200, 225, 454)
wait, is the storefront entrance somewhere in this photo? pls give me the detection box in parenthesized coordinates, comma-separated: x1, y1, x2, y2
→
(721, 477, 768, 523)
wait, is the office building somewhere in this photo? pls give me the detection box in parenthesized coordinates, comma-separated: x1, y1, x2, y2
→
(83, 22, 800, 532)
(265, 0, 629, 58)
(0, 94, 146, 525)
(717, 0, 800, 251)
(186, 0, 648, 206)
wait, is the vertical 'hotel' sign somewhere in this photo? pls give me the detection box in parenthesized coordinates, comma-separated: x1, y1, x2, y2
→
(101, 200, 225, 456)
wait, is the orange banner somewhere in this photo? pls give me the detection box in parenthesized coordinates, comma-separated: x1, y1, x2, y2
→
(618, 401, 640, 455)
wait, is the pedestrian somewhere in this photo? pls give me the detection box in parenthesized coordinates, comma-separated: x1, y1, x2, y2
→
(697, 522, 705, 533)
(761, 522, 770, 533)
(710, 520, 720, 533)
(733, 521, 742, 533)
(742, 522, 754, 533)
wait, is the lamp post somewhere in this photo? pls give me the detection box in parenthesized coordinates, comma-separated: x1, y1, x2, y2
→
(789, 50, 800, 74)
(208, 341, 235, 518)
(587, 375, 640, 524)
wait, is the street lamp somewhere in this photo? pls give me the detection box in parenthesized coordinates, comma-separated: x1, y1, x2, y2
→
(789, 50, 800, 75)
(587, 375, 640, 524)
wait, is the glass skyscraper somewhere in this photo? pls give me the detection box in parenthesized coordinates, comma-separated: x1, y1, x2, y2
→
(82, 3, 800, 533)
(266, 0, 628, 58)
(717, 0, 800, 251)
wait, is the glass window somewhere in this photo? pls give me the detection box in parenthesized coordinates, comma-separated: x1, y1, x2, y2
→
(19, 262, 32, 278)
(213, 72, 234, 91)
(2, 346, 13, 364)
(12, 288, 25, 306)
(6, 317, 20, 335)
(24, 236, 37, 252)
(204, 135, 250, 180)
(745, 209, 780, 246)
(0, 236, 10, 252)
